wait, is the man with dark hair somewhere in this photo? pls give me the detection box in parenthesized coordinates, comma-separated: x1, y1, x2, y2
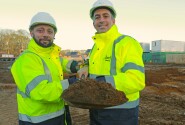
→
(88, 0, 145, 124)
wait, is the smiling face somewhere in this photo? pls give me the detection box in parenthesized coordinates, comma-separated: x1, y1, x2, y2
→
(30, 24, 55, 48)
(93, 8, 115, 33)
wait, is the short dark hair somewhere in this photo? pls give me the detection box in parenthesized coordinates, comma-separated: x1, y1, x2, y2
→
(92, 7, 115, 18)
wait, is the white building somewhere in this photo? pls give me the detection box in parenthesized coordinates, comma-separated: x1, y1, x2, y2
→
(151, 40, 185, 52)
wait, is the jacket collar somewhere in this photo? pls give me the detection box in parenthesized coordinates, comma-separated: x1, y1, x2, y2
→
(27, 38, 61, 56)
(92, 24, 120, 43)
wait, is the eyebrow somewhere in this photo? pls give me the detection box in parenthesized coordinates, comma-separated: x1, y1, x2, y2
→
(36, 27, 53, 31)
(95, 12, 110, 16)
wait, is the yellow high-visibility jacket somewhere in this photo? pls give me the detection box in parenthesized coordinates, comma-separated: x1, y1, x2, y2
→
(11, 38, 71, 123)
(89, 25, 145, 109)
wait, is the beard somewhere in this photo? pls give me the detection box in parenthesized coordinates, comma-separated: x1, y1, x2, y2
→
(33, 35, 54, 48)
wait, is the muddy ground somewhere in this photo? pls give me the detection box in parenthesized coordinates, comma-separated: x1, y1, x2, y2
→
(0, 62, 185, 125)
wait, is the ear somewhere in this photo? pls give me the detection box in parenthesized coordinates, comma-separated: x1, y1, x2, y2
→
(53, 34, 56, 39)
(113, 18, 115, 24)
(93, 21, 95, 28)
(30, 31, 33, 37)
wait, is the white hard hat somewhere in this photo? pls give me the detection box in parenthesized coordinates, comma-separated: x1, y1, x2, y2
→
(90, 0, 116, 19)
(29, 12, 57, 32)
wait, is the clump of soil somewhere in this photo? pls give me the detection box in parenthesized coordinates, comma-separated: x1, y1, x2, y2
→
(62, 78, 128, 109)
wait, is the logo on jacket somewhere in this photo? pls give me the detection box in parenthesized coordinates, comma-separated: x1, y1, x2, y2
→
(105, 55, 111, 61)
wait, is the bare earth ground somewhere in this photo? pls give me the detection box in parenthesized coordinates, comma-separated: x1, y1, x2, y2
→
(0, 62, 185, 125)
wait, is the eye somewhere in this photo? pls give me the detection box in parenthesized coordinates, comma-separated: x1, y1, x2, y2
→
(47, 30, 54, 34)
(48, 30, 54, 34)
(94, 16, 100, 20)
(36, 29, 44, 33)
(103, 14, 110, 18)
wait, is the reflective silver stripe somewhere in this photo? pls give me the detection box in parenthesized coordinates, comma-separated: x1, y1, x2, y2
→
(121, 62, 145, 73)
(110, 35, 125, 75)
(105, 76, 115, 88)
(61, 79, 69, 90)
(41, 59, 52, 82)
(106, 99, 139, 109)
(17, 88, 28, 98)
(25, 75, 48, 97)
(18, 108, 65, 123)
(17, 75, 48, 98)
(89, 74, 96, 79)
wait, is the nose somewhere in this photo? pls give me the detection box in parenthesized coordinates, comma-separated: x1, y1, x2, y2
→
(42, 31, 49, 36)
(99, 17, 105, 23)
(99, 17, 103, 21)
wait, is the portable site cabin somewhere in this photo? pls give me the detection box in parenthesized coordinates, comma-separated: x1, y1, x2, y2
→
(151, 40, 185, 52)
(151, 40, 185, 63)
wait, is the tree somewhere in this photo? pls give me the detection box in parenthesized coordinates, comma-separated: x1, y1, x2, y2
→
(0, 29, 30, 57)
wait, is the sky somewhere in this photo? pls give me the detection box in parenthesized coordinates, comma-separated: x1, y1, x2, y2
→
(0, 0, 185, 50)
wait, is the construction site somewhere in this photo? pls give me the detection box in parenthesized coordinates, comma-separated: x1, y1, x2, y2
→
(0, 39, 185, 125)
(0, 60, 185, 125)
(0, 0, 185, 123)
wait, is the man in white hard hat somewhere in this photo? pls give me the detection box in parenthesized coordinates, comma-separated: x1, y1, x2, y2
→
(11, 12, 88, 125)
(88, 0, 145, 125)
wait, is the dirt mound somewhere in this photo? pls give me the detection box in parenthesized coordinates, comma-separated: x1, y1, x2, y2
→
(62, 78, 128, 109)
(145, 64, 185, 86)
